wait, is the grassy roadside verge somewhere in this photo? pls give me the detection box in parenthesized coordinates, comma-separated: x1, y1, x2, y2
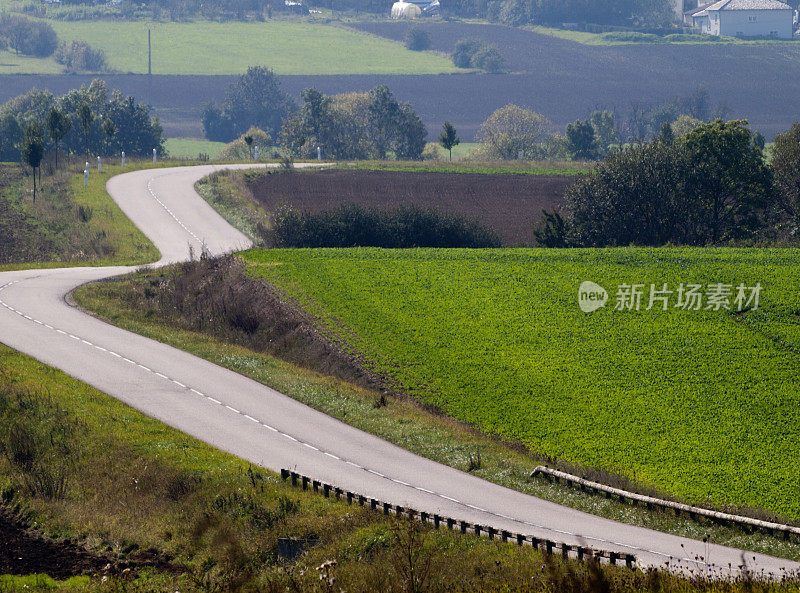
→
(0, 161, 164, 272)
(0, 343, 651, 592)
(73, 267, 800, 563)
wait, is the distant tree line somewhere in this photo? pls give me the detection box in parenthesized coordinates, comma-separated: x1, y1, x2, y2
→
(0, 79, 164, 163)
(534, 119, 800, 247)
(203, 67, 428, 160)
(441, 0, 675, 28)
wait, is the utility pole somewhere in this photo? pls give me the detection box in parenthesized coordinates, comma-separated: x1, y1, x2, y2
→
(147, 28, 152, 107)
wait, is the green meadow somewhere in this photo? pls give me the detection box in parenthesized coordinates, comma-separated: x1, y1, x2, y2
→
(46, 20, 460, 75)
(243, 247, 800, 520)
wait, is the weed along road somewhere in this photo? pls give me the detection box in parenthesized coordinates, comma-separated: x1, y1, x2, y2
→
(0, 164, 796, 577)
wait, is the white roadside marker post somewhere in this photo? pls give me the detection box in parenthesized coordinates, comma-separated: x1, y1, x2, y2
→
(317, 146, 322, 161)
(254, 145, 259, 161)
(153, 148, 157, 163)
(97, 155, 102, 173)
(84, 168, 89, 187)
(121, 151, 125, 167)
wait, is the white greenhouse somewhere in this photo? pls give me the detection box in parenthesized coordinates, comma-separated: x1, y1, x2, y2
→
(391, 1, 422, 19)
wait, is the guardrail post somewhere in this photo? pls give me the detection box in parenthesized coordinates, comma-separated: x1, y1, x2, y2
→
(474, 524, 482, 537)
(460, 521, 468, 534)
(447, 518, 456, 530)
(577, 547, 585, 560)
(501, 530, 510, 543)
(487, 527, 496, 540)
(609, 552, 619, 566)
(516, 534, 525, 546)
(335, 487, 342, 500)
(291, 472, 298, 487)
(383, 502, 391, 515)
(323, 484, 330, 498)
(358, 495, 366, 506)
(433, 515, 441, 529)
(281, 469, 290, 480)
(370, 498, 378, 510)
(301, 476, 309, 490)
(346, 492, 353, 504)
(395, 505, 404, 516)
(561, 544, 570, 559)
(625, 554, 635, 569)
(545, 540, 554, 555)
(421, 512, 429, 523)
(313, 480, 320, 492)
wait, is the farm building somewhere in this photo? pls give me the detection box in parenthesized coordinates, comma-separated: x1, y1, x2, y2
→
(692, 0, 795, 38)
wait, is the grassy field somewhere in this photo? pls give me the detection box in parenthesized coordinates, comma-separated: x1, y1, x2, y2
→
(0, 48, 63, 75)
(74, 255, 800, 562)
(239, 247, 800, 522)
(164, 137, 226, 160)
(0, 344, 598, 591)
(44, 20, 460, 75)
(0, 162, 158, 271)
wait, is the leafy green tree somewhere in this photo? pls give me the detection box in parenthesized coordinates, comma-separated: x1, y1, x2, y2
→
(671, 114, 702, 138)
(499, 0, 531, 25)
(451, 38, 483, 68)
(78, 103, 94, 156)
(470, 45, 505, 73)
(589, 110, 617, 155)
(46, 107, 71, 169)
(22, 124, 45, 202)
(565, 119, 599, 160)
(657, 121, 675, 144)
(681, 119, 773, 244)
(751, 130, 766, 152)
(202, 67, 295, 142)
(477, 104, 550, 160)
(438, 121, 460, 161)
(565, 139, 690, 246)
(405, 27, 431, 51)
(0, 114, 23, 162)
(771, 122, 800, 225)
(102, 117, 116, 154)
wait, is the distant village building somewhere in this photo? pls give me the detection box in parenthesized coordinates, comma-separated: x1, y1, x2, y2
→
(692, 0, 795, 38)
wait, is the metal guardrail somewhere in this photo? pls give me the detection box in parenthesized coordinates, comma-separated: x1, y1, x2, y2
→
(280, 468, 636, 568)
(531, 466, 800, 539)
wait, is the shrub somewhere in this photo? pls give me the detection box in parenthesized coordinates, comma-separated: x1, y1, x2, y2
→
(405, 26, 431, 51)
(470, 45, 505, 73)
(451, 38, 483, 68)
(271, 204, 501, 248)
(54, 40, 107, 72)
(219, 126, 272, 160)
(421, 142, 442, 160)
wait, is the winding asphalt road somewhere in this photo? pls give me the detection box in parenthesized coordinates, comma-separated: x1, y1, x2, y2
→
(0, 164, 796, 577)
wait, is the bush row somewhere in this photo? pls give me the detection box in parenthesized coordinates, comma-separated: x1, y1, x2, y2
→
(271, 204, 501, 248)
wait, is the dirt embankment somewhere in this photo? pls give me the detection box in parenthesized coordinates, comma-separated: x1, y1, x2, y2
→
(247, 169, 576, 246)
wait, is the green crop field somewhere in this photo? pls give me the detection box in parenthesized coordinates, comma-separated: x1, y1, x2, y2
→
(0, 48, 64, 75)
(243, 247, 800, 520)
(45, 20, 460, 75)
(164, 137, 226, 159)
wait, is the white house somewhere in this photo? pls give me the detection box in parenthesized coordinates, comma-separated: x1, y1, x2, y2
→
(692, 0, 795, 38)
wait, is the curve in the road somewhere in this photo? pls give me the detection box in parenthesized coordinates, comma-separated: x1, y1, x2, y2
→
(0, 164, 796, 578)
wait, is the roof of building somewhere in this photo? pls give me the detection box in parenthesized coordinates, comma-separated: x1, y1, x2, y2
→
(696, 0, 792, 13)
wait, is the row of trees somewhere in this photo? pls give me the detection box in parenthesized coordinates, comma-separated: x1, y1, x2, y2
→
(0, 80, 165, 164)
(439, 0, 675, 28)
(203, 67, 428, 160)
(535, 119, 800, 247)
